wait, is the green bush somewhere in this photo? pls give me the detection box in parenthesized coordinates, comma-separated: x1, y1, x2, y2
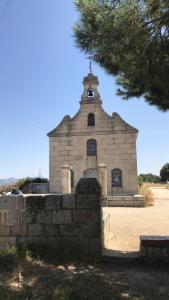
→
(0, 243, 34, 271)
(16, 177, 48, 190)
(0, 247, 18, 270)
(160, 163, 169, 183)
(138, 173, 161, 187)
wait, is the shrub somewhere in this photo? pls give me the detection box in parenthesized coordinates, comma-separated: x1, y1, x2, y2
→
(0, 247, 18, 270)
(16, 177, 48, 190)
(139, 183, 154, 206)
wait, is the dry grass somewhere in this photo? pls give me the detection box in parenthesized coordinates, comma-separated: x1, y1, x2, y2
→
(1, 244, 169, 299)
(139, 183, 169, 206)
(146, 183, 169, 188)
(0, 184, 12, 194)
(139, 183, 154, 206)
(1, 257, 169, 300)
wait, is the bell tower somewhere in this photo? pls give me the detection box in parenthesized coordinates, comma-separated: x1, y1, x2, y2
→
(80, 64, 102, 105)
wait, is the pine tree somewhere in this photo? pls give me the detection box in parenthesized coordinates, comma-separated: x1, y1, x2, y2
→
(74, 0, 169, 110)
(160, 163, 169, 182)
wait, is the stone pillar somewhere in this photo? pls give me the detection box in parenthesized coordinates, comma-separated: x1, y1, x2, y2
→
(75, 178, 101, 256)
(61, 164, 71, 194)
(98, 163, 107, 197)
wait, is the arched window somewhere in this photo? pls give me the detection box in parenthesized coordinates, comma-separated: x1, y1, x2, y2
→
(88, 113, 95, 126)
(112, 169, 122, 187)
(87, 139, 97, 156)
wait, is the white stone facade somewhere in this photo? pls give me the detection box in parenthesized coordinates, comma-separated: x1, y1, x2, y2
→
(48, 72, 138, 195)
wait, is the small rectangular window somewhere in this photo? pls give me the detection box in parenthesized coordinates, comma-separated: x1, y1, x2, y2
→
(88, 113, 95, 126)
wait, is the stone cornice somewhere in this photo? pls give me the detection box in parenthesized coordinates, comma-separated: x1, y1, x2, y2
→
(48, 129, 138, 138)
(79, 99, 102, 105)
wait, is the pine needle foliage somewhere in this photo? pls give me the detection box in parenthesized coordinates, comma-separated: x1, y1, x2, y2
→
(74, 0, 169, 110)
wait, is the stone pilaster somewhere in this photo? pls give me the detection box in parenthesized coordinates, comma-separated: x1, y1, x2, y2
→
(98, 163, 107, 197)
(61, 164, 71, 194)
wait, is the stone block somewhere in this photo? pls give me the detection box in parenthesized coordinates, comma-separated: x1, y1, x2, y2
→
(108, 200, 114, 207)
(109, 200, 120, 207)
(18, 236, 44, 244)
(108, 196, 122, 201)
(0, 196, 17, 210)
(0, 212, 2, 225)
(73, 209, 91, 223)
(43, 224, 59, 236)
(53, 210, 72, 224)
(80, 223, 100, 238)
(60, 236, 89, 256)
(63, 194, 75, 209)
(0, 225, 10, 236)
(22, 211, 36, 224)
(89, 238, 101, 256)
(8, 210, 21, 225)
(60, 224, 79, 236)
(123, 196, 133, 201)
(91, 210, 101, 223)
(134, 201, 144, 208)
(25, 196, 45, 210)
(2, 211, 8, 225)
(46, 237, 62, 245)
(10, 225, 27, 236)
(44, 195, 62, 210)
(16, 196, 25, 209)
(36, 211, 52, 224)
(76, 194, 100, 209)
(28, 224, 42, 236)
(0, 237, 16, 249)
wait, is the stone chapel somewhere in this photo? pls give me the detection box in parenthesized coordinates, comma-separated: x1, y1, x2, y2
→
(47, 71, 138, 196)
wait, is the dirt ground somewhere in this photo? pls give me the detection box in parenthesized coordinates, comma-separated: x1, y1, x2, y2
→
(1, 260, 169, 300)
(102, 187, 169, 257)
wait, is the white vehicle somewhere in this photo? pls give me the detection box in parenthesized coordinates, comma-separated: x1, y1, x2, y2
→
(5, 188, 23, 196)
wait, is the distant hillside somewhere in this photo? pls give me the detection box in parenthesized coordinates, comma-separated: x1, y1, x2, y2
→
(0, 178, 17, 186)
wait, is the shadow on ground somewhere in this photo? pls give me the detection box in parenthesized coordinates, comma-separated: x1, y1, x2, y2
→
(1, 258, 169, 300)
(102, 248, 140, 258)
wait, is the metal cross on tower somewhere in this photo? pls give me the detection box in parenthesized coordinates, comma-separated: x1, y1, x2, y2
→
(89, 61, 92, 73)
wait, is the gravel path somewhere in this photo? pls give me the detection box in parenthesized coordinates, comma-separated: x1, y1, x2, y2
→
(102, 187, 169, 257)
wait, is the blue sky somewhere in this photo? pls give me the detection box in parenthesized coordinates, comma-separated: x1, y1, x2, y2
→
(0, 0, 168, 179)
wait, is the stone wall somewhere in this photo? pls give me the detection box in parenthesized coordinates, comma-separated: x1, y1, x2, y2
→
(106, 195, 144, 207)
(101, 209, 110, 249)
(22, 183, 49, 194)
(49, 123, 138, 196)
(0, 179, 101, 257)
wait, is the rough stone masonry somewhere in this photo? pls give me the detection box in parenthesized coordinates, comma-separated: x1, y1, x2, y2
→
(0, 178, 101, 257)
